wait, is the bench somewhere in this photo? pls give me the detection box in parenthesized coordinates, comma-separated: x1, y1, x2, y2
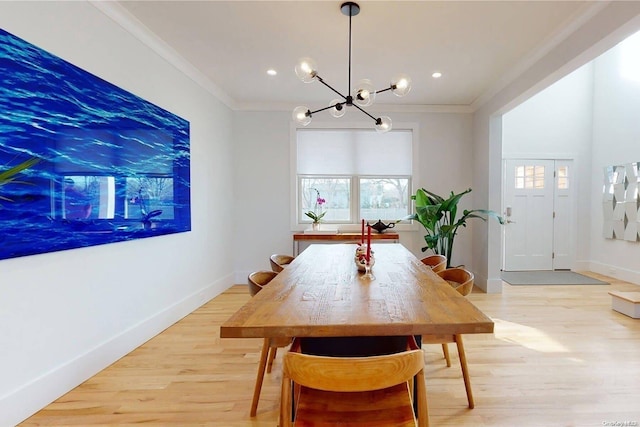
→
(608, 291, 640, 319)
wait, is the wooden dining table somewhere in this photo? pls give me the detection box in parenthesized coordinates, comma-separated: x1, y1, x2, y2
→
(220, 243, 494, 339)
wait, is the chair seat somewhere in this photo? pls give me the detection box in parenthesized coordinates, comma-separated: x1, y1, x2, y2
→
(293, 383, 417, 427)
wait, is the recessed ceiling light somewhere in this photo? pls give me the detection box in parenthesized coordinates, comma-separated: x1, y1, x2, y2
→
(267, 69, 277, 76)
(432, 72, 442, 79)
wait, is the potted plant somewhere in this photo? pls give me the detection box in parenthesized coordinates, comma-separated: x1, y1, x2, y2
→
(400, 188, 504, 268)
(304, 188, 327, 230)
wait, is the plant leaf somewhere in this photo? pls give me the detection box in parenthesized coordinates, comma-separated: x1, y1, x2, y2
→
(0, 157, 41, 186)
(407, 187, 503, 267)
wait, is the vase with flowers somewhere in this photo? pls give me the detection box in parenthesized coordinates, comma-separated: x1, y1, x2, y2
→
(304, 188, 326, 230)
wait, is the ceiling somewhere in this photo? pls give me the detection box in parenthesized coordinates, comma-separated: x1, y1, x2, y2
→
(117, 1, 597, 112)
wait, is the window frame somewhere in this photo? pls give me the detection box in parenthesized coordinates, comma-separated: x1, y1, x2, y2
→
(290, 120, 420, 232)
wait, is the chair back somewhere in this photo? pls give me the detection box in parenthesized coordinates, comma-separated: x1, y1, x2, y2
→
(283, 339, 424, 392)
(421, 254, 447, 273)
(437, 267, 474, 296)
(280, 336, 428, 427)
(270, 254, 295, 272)
(248, 270, 278, 297)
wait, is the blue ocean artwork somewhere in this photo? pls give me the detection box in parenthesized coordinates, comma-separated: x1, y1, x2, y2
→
(0, 28, 191, 261)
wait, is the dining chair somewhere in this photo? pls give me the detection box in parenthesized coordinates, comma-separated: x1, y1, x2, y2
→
(279, 336, 429, 427)
(247, 270, 292, 417)
(269, 254, 295, 272)
(422, 267, 476, 408)
(420, 254, 447, 273)
(438, 267, 474, 297)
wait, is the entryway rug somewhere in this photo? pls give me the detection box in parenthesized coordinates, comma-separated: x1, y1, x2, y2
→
(501, 271, 609, 286)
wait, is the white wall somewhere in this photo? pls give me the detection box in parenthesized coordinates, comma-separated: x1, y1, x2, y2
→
(502, 63, 595, 269)
(232, 111, 475, 282)
(0, 3, 235, 425)
(590, 35, 640, 283)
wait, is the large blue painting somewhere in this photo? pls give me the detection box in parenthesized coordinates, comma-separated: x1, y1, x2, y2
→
(0, 28, 191, 261)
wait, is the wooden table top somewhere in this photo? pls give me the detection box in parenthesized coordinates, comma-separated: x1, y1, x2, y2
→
(220, 244, 494, 339)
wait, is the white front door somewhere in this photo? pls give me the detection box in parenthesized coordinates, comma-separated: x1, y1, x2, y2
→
(503, 159, 575, 271)
(503, 160, 555, 270)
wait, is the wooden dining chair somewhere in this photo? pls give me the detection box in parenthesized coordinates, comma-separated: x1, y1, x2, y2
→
(422, 267, 476, 408)
(247, 270, 292, 417)
(438, 267, 474, 297)
(279, 336, 429, 427)
(420, 254, 447, 273)
(269, 254, 295, 273)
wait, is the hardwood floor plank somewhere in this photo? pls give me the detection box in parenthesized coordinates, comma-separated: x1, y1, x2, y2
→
(21, 272, 640, 426)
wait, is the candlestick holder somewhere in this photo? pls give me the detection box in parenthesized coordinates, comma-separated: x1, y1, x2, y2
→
(362, 260, 375, 281)
(354, 254, 375, 272)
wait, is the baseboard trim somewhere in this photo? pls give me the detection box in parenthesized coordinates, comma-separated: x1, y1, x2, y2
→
(485, 277, 504, 293)
(1, 274, 233, 427)
(588, 261, 640, 286)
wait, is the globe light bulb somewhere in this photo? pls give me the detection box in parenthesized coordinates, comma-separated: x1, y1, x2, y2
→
(375, 116, 392, 133)
(391, 74, 412, 97)
(292, 106, 312, 126)
(354, 79, 376, 107)
(295, 57, 318, 83)
(329, 99, 346, 118)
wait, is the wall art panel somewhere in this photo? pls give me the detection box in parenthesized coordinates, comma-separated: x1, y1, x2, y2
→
(603, 162, 639, 241)
(0, 28, 191, 261)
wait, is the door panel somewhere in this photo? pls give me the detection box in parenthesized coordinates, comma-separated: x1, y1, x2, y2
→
(553, 160, 573, 269)
(504, 160, 555, 271)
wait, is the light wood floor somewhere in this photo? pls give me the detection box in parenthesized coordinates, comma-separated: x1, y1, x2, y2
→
(21, 273, 640, 427)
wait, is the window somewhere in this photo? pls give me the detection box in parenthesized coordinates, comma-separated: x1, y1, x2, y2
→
(515, 165, 545, 189)
(557, 166, 569, 190)
(299, 177, 351, 222)
(295, 128, 413, 225)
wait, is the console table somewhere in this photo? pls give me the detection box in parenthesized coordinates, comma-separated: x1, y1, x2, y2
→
(292, 232, 399, 255)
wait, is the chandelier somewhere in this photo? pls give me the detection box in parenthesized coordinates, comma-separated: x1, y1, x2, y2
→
(292, 2, 411, 133)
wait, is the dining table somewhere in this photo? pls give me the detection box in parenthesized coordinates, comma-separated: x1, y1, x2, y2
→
(220, 243, 494, 340)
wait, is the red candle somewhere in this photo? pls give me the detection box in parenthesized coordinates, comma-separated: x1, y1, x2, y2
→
(361, 219, 365, 244)
(366, 225, 371, 262)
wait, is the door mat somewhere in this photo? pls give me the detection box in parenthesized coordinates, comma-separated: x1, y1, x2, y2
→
(501, 271, 609, 286)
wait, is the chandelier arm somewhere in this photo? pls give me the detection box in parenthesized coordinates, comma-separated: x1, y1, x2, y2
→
(316, 76, 348, 101)
(309, 102, 347, 116)
(350, 102, 379, 123)
(375, 86, 393, 95)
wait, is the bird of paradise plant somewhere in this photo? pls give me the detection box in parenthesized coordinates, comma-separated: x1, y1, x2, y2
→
(400, 188, 504, 267)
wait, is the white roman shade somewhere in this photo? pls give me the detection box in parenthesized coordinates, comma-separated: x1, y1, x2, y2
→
(297, 129, 412, 175)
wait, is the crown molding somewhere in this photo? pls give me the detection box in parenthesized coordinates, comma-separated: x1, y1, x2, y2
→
(236, 101, 474, 114)
(89, 0, 237, 110)
(91, 1, 486, 116)
(470, 1, 610, 112)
